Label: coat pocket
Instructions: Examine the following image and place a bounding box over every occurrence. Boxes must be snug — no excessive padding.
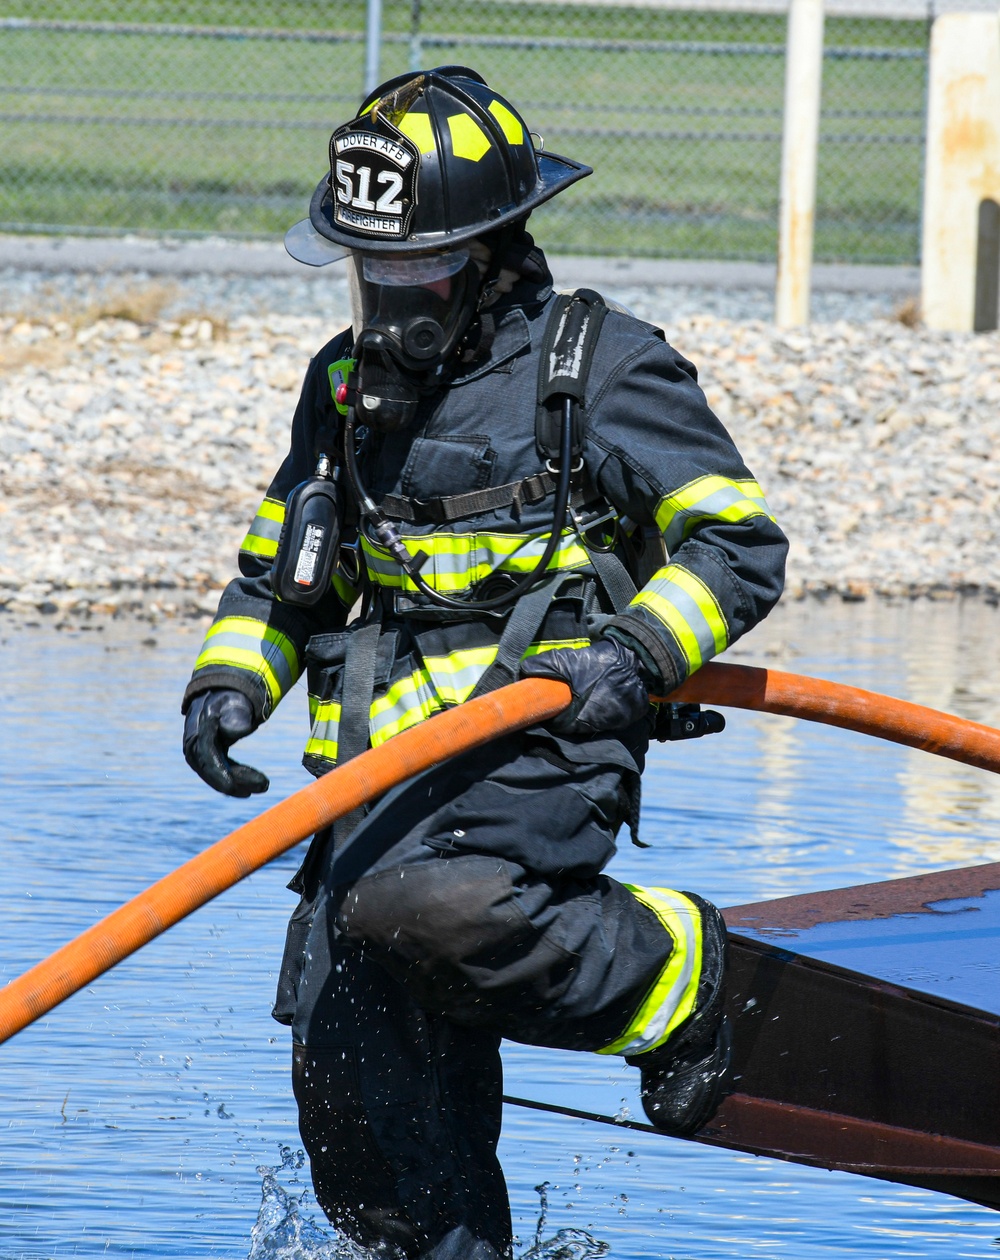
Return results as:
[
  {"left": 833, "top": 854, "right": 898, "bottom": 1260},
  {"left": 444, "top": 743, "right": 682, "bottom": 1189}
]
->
[{"left": 302, "top": 626, "right": 401, "bottom": 776}]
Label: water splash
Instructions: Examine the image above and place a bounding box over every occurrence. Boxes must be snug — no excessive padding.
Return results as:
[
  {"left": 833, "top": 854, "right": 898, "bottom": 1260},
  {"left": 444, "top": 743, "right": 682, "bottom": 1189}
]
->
[
  {"left": 248, "top": 1146, "right": 381, "bottom": 1260},
  {"left": 520, "top": 1233, "right": 610, "bottom": 1260},
  {"left": 519, "top": 1182, "right": 610, "bottom": 1260},
  {"left": 248, "top": 1157, "right": 609, "bottom": 1260}
]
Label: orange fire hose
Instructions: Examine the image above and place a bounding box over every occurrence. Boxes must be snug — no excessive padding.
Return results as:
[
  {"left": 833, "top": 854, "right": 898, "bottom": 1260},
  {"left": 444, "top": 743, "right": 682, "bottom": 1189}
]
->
[
  {"left": 3, "top": 662, "right": 1000, "bottom": 1047},
  {"left": 669, "top": 661, "right": 1000, "bottom": 776}
]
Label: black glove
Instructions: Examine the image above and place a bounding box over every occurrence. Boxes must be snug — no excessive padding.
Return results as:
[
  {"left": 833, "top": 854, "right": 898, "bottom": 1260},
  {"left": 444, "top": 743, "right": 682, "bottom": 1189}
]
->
[
  {"left": 520, "top": 638, "right": 650, "bottom": 737},
  {"left": 183, "top": 690, "right": 269, "bottom": 798}
]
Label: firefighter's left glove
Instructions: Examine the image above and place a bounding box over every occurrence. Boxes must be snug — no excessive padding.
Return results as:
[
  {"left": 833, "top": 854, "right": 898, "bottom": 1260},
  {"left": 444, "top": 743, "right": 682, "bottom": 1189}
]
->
[
  {"left": 183, "top": 689, "right": 270, "bottom": 798},
  {"left": 520, "top": 639, "right": 650, "bottom": 737}
]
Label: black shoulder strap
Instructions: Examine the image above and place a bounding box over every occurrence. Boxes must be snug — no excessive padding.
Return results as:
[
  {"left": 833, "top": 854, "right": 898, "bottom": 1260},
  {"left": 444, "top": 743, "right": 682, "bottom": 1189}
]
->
[{"left": 536, "top": 288, "right": 609, "bottom": 464}]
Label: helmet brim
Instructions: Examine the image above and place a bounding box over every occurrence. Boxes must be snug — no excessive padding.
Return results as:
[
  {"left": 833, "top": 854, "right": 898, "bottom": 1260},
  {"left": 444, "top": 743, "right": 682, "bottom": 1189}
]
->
[
  {"left": 284, "top": 215, "right": 348, "bottom": 267},
  {"left": 294, "top": 150, "right": 592, "bottom": 258}
]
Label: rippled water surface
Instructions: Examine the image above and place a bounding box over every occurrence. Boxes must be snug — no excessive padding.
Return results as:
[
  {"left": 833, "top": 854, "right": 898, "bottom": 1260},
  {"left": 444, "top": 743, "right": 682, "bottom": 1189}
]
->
[{"left": 2, "top": 597, "right": 1000, "bottom": 1259}]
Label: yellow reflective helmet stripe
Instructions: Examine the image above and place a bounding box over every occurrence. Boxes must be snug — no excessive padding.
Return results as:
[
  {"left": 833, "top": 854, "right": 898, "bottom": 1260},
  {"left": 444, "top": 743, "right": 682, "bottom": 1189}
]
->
[
  {"left": 447, "top": 112, "right": 491, "bottom": 161},
  {"left": 488, "top": 99, "right": 524, "bottom": 145},
  {"left": 396, "top": 110, "right": 436, "bottom": 154},
  {"left": 630, "top": 564, "right": 729, "bottom": 672},
  {"left": 240, "top": 496, "right": 285, "bottom": 559},
  {"left": 195, "top": 615, "right": 300, "bottom": 709},
  {"left": 597, "top": 886, "right": 703, "bottom": 1057},
  {"left": 654, "top": 475, "right": 774, "bottom": 555}
]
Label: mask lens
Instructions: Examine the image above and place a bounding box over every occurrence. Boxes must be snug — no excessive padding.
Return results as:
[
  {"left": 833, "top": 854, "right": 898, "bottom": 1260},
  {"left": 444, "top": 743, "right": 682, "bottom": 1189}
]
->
[{"left": 348, "top": 249, "right": 477, "bottom": 369}]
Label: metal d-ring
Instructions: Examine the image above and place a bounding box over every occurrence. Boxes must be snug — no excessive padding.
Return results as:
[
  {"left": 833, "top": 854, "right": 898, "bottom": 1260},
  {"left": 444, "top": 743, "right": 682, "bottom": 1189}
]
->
[{"left": 545, "top": 456, "right": 584, "bottom": 476}]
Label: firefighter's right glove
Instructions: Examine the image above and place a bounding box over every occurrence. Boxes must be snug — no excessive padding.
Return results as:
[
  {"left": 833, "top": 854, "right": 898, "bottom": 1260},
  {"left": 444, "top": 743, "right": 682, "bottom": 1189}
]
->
[
  {"left": 183, "top": 689, "right": 269, "bottom": 798},
  {"left": 520, "top": 638, "right": 650, "bottom": 737}
]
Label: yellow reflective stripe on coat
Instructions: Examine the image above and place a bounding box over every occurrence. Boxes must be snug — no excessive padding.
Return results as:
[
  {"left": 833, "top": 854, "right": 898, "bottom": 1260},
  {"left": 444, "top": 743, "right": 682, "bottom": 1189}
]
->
[
  {"left": 240, "top": 496, "right": 285, "bottom": 559},
  {"left": 630, "top": 564, "right": 728, "bottom": 672},
  {"left": 598, "top": 886, "right": 703, "bottom": 1057},
  {"left": 423, "top": 637, "right": 589, "bottom": 705},
  {"left": 361, "top": 528, "right": 591, "bottom": 593},
  {"left": 655, "top": 475, "right": 773, "bottom": 554},
  {"left": 367, "top": 637, "right": 591, "bottom": 747},
  {"left": 194, "top": 615, "right": 300, "bottom": 709},
  {"left": 330, "top": 569, "right": 360, "bottom": 609},
  {"left": 304, "top": 637, "right": 589, "bottom": 761},
  {"left": 305, "top": 696, "right": 341, "bottom": 762},
  {"left": 240, "top": 495, "right": 358, "bottom": 608}
]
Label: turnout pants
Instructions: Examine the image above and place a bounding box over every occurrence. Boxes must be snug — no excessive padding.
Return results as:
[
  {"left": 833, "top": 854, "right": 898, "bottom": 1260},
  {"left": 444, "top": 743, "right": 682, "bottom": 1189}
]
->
[{"left": 274, "top": 721, "right": 687, "bottom": 1259}]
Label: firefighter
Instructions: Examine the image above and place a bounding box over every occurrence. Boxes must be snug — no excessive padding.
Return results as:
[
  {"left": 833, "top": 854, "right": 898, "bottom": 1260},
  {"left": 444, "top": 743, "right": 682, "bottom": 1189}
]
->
[{"left": 182, "top": 67, "right": 788, "bottom": 1260}]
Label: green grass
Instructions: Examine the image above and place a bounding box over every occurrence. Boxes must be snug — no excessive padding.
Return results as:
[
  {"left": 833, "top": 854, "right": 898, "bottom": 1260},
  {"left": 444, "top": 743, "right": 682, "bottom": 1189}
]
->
[{"left": 0, "top": 2, "right": 929, "bottom": 262}]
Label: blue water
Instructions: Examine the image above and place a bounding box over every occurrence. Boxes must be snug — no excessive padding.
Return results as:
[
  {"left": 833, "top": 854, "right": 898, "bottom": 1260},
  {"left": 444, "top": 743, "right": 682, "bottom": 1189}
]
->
[{"left": 2, "top": 597, "right": 1000, "bottom": 1259}]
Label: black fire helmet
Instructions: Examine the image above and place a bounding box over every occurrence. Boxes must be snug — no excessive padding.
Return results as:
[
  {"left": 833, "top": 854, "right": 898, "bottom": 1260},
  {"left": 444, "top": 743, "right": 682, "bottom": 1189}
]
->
[{"left": 285, "top": 66, "right": 592, "bottom": 265}]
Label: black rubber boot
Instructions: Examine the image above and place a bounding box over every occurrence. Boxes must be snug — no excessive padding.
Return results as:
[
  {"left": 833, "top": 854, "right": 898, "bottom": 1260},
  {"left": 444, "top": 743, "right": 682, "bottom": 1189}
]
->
[{"left": 626, "top": 893, "right": 732, "bottom": 1137}]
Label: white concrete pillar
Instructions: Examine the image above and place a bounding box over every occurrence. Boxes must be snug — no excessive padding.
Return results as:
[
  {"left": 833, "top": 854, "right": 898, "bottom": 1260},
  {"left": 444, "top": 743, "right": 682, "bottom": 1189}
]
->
[
  {"left": 775, "top": 0, "right": 825, "bottom": 328},
  {"left": 921, "top": 12, "right": 1000, "bottom": 332}
]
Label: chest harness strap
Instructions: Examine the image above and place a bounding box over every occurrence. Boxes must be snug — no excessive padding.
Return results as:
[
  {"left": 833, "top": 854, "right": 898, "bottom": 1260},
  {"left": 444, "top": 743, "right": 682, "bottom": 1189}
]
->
[
  {"left": 537, "top": 289, "right": 637, "bottom": 616},
  {"left": 331, "top": 619, "right": 383, "bottom": 847},
  {"left": 332, "top": 290, "right": 641, "bottom": 810},
  {"left": 465, "top": 290, "right": 635, "bottom": 699}
]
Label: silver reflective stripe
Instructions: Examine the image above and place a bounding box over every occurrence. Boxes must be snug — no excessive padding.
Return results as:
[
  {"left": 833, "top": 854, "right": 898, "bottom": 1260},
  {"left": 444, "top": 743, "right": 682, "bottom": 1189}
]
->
[
  {"left": 305, "top": 700, "right": 341, "bottom": 760},
  {"left": 241, "top": 497, "right": 286, "bottom": 559},
  {"left": 361, "top": 529, "right": 590, "bottom": 590},
  {"left": 656, "top": 476, "right": 772, "bottom": 555},
  {"left": 201, "top": 626, "right": 296, "bottom": 699},
  {"left": 597, "top": 886, "right": 701, "bottom": 1057},
  {"left": 369, "top": 670, "right": 440, "bottom": 744},
  {"left": 635, "top": 569, "right": 726, "bottom": 670},
  {"left": 424, "top": 653, "right": 494, "bottom": 704},
  {"left": 248, "top": 511, "right": 283, "bottom": 545}
]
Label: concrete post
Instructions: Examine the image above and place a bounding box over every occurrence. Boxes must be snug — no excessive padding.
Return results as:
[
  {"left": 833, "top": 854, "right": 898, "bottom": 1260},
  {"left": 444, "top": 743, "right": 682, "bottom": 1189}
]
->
[
  {"left": 775, "top": 0, "right": 825, "bottom": 328},
  {"left": 921, "top": 13, "right": 1000, "bottom": 332},
  {"left": 364, "top": 0, "right": 383, "bottom": 97}
]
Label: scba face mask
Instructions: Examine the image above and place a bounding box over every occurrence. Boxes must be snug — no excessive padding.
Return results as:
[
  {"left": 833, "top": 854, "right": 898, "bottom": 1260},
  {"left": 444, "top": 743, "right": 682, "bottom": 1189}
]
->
[{"left": 348, "top": 248, "right": 482, "bottom": 430}]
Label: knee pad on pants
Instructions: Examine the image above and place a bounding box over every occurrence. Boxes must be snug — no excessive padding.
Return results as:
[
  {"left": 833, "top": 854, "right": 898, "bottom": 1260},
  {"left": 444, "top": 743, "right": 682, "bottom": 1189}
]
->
[{"left": 338, "top": 854, "right": 533, "bottom": 969}]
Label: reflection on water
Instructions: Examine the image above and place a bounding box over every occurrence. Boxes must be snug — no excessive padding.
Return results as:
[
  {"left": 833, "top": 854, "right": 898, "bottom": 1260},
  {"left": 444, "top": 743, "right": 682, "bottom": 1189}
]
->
[{"left": 1, "top": 596, "right": 999, "bottom": 1259}]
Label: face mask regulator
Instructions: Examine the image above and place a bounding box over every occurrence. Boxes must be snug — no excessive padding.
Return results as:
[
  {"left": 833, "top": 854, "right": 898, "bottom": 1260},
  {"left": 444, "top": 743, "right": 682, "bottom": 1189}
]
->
[{"left": 347, "top": 249, "right": 481, "bottom": 433}]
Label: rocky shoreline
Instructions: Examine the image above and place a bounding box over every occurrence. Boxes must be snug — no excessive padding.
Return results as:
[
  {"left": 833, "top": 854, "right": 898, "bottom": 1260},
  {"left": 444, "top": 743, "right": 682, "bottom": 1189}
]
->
[{"left": 2, "top": 265, "right": 998, "bottom": 629}]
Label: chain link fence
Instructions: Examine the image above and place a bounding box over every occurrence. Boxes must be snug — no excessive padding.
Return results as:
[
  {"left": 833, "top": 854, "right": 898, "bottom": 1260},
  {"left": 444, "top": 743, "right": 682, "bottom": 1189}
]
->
[{"left": 0, "top": 1, "right": 928, "bottom": 263}]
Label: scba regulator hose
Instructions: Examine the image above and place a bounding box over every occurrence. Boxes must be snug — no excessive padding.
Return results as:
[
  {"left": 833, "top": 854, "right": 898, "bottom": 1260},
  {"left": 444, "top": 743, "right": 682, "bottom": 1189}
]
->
[{"left": 3, "top": 664, "right": 1000, "bottom": 1045}]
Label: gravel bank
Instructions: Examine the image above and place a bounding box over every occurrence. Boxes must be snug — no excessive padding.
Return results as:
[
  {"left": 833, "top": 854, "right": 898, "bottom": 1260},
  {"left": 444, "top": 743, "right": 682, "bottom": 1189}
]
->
[{"left": 1, "top": 266, "right": 997, "bottom": 626}]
